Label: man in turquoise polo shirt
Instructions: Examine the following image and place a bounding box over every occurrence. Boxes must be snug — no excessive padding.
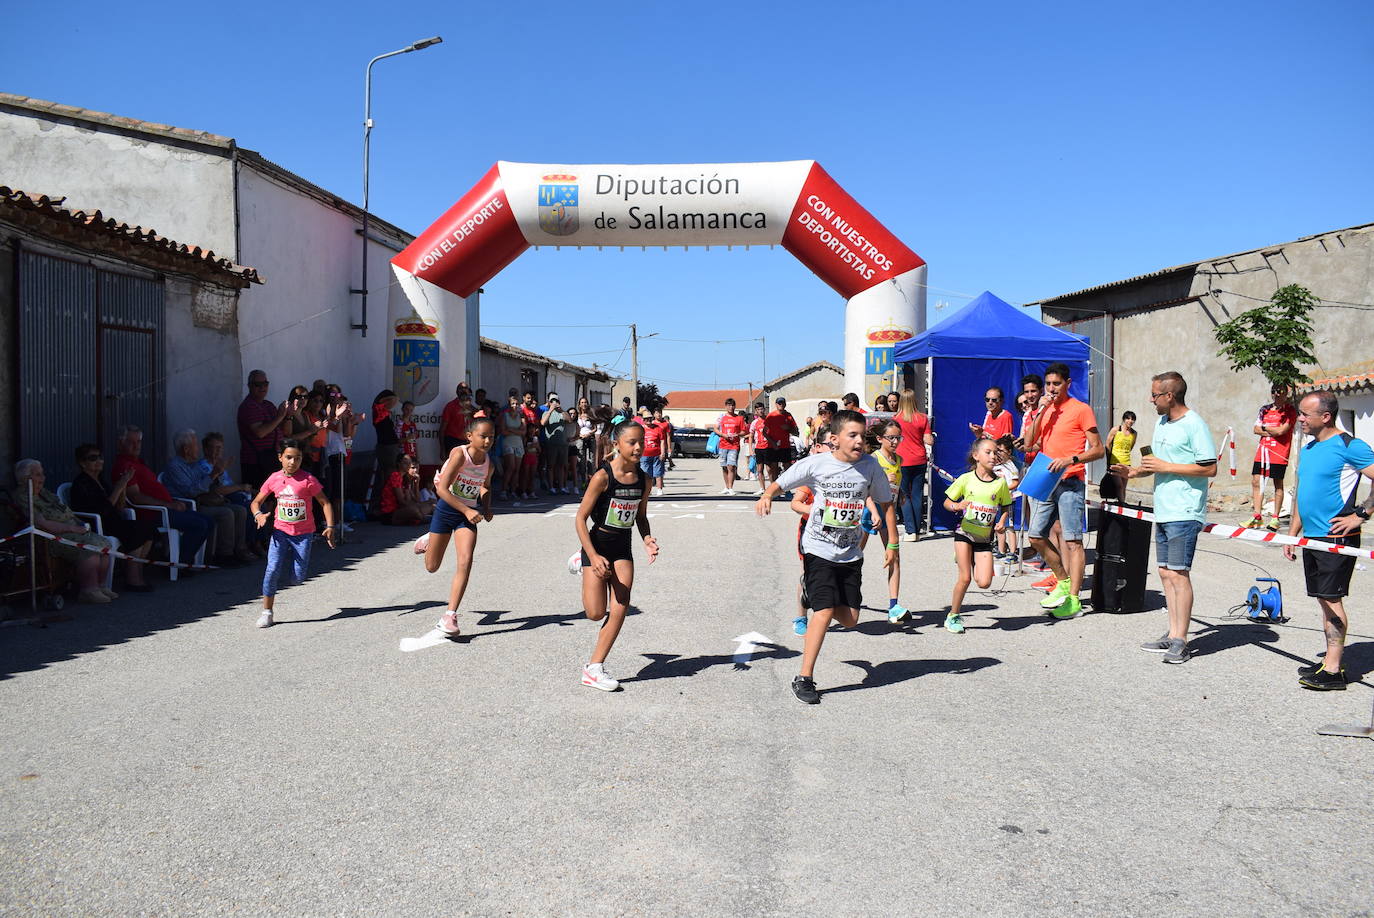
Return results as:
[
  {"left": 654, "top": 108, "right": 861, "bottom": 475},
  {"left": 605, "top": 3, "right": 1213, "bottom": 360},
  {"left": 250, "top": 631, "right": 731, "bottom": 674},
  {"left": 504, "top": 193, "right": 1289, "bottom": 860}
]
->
[
  {"left": 1284, "top": 390, "right": 1374, "bottom": 690},
  {"left": 1113, "top": 371, "right": 1217, "bottom": 664}
]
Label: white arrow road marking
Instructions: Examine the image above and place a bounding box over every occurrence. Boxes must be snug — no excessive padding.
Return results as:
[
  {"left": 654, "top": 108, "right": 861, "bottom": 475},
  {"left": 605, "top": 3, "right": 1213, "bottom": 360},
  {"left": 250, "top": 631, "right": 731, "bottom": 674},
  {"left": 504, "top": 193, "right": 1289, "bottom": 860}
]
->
[
  {"left": 732, "top": 631, "right": 772, "bottom": 665},
  {"left": 399, "top": 629, "right": 454, "bottom": 653}
]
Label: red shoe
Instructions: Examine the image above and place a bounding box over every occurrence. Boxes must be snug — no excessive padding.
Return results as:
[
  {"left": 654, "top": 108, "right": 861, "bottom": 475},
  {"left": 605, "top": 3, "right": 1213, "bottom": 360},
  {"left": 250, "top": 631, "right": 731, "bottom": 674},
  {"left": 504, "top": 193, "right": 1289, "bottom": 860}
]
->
[{"left": 1032, "top": 573, "right": 1059, "bottom": 591}]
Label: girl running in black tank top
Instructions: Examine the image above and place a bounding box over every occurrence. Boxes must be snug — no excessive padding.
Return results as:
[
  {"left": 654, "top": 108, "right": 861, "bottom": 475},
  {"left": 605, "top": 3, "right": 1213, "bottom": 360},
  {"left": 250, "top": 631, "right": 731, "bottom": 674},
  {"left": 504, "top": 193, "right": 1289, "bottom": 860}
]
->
[{"left": 573, "top": 419, "right": 659, "bottom": 691}]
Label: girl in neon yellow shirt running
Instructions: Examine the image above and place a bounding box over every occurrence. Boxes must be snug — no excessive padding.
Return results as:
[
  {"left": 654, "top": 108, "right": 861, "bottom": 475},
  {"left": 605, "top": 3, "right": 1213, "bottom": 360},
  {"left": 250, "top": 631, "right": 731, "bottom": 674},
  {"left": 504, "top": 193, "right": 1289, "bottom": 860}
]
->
[{"left": 942, "top": 437, "right": 1013, "bottom": 633}]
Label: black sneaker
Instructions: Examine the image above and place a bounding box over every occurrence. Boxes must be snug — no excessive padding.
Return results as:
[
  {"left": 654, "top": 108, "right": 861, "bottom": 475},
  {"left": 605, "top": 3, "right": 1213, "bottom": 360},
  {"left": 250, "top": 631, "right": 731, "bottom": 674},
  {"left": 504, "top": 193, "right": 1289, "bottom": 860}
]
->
[
  {"left": 791, "top": 675, "right": 820, "bottom": 704},
  {"left": 1299, "top": 668, "right": 1347, "bottom": 691},
  {"left": 1296, "top": 660, "right": 1324, "bottom": 677}
]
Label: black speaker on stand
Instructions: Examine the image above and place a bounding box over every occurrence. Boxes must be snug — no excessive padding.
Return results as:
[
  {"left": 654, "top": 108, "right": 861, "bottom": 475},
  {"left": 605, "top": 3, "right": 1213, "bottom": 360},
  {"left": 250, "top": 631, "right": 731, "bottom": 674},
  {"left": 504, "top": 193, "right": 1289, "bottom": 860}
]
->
[{"left": 1090, "top": 474, "right": 1151, "bottom": 613}]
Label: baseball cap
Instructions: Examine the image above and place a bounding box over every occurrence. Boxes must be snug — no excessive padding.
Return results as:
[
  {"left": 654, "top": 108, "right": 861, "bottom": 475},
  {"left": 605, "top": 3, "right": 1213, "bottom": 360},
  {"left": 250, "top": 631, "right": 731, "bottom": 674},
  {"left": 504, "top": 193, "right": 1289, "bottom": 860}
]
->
[{"left": 775, "top": 397, "right": 786, "bottom": 405}]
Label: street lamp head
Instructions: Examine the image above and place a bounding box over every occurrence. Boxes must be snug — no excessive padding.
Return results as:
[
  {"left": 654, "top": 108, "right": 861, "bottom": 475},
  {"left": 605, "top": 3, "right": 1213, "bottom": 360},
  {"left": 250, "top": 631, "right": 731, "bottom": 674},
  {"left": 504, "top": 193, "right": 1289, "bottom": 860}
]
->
[{"left": 409, "top": 36, "right": 443, "bottom": 51}]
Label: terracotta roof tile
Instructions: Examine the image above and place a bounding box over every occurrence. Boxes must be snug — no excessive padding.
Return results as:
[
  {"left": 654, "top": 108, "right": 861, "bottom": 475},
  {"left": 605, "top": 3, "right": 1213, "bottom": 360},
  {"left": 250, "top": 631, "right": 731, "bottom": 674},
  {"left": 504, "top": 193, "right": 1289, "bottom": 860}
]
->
[
  {"left": 1298, "top": 358, "right": 1374, "bottom": 395},
  {"left": 0, "top": 186, "right": 262, "bottom": 286},
  {"left": 0, "top": 93, "right": 233, "bottom": 147},
  {"left": 661, "top": 388, "right": 757, "bottom": 409}
]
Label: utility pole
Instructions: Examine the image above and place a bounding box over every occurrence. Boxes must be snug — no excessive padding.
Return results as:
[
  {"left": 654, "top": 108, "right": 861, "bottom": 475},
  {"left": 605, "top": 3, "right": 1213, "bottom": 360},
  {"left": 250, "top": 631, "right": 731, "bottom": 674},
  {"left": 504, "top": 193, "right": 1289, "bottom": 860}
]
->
[
  {"left": 760, "top": 336, "right": 767, "bottom": 405},
  {"left": 630, "top": 323, "right": 638, "bottom": 409}
]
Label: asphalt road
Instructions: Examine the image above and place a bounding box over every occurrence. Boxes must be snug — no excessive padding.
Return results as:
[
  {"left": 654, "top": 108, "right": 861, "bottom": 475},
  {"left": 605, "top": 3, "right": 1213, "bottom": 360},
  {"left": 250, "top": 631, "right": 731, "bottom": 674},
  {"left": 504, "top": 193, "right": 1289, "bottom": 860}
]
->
[{"left": 2, "top": 459, "right": 1371, "bottom": 916}]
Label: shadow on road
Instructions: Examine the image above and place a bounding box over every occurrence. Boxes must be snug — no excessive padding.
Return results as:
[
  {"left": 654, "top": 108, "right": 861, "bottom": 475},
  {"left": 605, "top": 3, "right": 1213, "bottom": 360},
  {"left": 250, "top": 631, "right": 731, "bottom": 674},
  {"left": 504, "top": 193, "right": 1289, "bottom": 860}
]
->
[
  {"left": 625, "top": 642, "right": 799, "bottom": 682},
  {"left": 0, "top": 523, "right": 420, "bottom": 680},
  {"left": 280, "top": 599, "right": 445, "bottom": 625},
  {"left": 824, "top": 655, "right": 1001, "bottom": 694}
]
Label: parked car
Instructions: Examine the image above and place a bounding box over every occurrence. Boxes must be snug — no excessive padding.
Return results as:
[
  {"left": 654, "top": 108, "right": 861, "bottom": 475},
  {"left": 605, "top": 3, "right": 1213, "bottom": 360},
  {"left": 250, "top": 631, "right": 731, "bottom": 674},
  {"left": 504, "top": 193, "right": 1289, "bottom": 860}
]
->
[{"left": 672, "top": 427, "right": 713, "bottom": 458}]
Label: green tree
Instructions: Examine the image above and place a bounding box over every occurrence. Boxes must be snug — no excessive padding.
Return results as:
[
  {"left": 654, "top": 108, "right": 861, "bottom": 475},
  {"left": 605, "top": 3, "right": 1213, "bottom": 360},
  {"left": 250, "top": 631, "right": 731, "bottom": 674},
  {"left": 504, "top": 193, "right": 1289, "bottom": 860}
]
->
[
  {"left": 1213, "top": 284, "right": 1319, "bottom": 390},
  {"left": 636, "top": 383, "right": 664, "bottom": 412}
]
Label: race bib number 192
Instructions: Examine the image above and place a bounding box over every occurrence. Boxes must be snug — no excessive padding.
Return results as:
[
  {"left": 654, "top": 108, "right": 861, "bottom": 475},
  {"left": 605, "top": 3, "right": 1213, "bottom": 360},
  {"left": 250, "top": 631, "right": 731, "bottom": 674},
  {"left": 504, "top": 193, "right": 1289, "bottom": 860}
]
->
[{"left": 605, "top": 496, "right": 638, "bottom": 529}]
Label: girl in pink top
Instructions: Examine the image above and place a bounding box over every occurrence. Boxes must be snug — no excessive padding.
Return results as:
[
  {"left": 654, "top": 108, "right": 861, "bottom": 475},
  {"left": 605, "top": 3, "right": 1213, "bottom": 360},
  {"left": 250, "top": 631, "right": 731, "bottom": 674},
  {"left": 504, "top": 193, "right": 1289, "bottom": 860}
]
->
[{"left": 250, "top": 438, "right": 336, "bottom": 629}]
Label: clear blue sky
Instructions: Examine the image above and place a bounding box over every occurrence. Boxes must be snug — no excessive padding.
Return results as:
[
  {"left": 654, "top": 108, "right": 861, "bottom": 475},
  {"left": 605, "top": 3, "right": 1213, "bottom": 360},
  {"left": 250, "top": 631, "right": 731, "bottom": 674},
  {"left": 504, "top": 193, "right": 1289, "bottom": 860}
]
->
[{"left": 5, "top": 0, "right": 1372, "bottom": 392}]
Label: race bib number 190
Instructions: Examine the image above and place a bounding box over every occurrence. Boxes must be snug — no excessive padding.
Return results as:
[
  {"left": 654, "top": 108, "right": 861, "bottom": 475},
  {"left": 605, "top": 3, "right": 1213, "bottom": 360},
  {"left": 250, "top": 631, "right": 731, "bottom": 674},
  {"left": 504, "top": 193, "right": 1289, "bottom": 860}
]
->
[
  {"left": 605, "top": 496, "right": 639, "bottom": 529},
  {"left": 821, "top": 497, "right": 862, "bottom": 529},
  {"left": 964, "top": 501, "right": 997, "bottom": 529}
]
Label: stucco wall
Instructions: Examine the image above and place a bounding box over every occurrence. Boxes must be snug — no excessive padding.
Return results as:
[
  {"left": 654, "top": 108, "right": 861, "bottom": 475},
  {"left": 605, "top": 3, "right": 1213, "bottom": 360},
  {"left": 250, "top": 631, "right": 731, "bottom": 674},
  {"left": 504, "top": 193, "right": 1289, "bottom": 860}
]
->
[
  {"left": 1102, "top": 226, "right": 1373, "bottom": 505},
  {"left": 235, "top": 165, "right": 395, "bottom": 456},
  {"left": 162, "top": 278, "right": 245, "bottom": 462},
  {"left": 769, "top": 366, "right": 844, "bottom": 405},
  {"left": 0, "top": 109, "right": 236, "bottom": 257}
]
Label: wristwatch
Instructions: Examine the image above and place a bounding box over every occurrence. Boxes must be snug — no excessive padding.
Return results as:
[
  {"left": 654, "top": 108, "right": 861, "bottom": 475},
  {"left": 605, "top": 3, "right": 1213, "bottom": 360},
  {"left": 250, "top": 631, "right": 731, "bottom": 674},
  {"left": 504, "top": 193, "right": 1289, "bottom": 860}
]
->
[
  {"left": 1071, "top": 455, "right": 1080, "bottom": 465},
  {"left": 1356, "top": 506, "right": 1371, "bottom": 521}
]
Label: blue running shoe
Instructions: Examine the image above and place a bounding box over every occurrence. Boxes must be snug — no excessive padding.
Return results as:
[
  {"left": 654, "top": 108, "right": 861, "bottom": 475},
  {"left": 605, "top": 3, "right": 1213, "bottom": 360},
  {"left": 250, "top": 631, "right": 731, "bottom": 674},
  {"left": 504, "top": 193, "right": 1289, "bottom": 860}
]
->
[
  {"left": 887, "top": 604, "right": 910, "bottom": 624},
  {"left": 792, "top": 615, "right": 808, "bottom": 636}
]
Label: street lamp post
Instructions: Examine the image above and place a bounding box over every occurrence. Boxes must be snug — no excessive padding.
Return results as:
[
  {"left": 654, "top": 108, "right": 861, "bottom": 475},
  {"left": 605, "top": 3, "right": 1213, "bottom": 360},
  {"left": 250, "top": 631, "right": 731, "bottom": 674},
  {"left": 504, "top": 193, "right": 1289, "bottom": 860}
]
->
[{"left": 352, "top": 35, "right": 443, "bottom": 338}]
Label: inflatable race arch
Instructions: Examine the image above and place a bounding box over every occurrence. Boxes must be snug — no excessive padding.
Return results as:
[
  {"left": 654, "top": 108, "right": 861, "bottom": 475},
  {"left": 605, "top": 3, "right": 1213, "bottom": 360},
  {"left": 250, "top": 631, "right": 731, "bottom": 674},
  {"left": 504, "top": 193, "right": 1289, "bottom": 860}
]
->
[{"left": 387, "top": 161, "right": 925, "bottom": 460}]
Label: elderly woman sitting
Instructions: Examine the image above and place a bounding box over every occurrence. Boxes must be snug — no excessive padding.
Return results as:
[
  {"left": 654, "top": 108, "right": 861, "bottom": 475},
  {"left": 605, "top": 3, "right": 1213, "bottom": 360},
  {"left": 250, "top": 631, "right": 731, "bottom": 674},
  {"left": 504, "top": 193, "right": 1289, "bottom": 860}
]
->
[
  {"left": 163, "top": 428, "right": 254, "bottom": 566},
  {"left": 13, "top": 458, "right": 117, "bottom": 603},
  {"left": 68, "top": 443, "right": 158, "bottom": 591}
]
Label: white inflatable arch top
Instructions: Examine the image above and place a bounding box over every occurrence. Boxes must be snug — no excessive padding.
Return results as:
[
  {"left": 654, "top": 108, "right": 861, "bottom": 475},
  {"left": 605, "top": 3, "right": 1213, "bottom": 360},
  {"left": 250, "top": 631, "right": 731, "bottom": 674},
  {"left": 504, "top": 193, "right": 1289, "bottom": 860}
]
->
[{"left": 392, "top": 161, "right": 926, "bottom": 405}]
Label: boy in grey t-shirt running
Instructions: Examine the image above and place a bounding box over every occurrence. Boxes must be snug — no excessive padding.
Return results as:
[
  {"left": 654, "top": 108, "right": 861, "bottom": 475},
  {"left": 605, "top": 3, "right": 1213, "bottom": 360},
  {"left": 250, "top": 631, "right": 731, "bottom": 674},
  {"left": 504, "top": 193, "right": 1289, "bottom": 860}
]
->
[{"left": 757, "top": 410, "right": 897, "bottom": 704}]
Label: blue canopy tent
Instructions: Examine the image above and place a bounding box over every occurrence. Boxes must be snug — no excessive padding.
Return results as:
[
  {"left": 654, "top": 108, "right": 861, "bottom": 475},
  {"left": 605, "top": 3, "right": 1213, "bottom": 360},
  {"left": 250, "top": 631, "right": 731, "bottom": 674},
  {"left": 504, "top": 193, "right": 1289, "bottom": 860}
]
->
[{"left": 893, "top": 291, "right": 1090, "bottom": 532}]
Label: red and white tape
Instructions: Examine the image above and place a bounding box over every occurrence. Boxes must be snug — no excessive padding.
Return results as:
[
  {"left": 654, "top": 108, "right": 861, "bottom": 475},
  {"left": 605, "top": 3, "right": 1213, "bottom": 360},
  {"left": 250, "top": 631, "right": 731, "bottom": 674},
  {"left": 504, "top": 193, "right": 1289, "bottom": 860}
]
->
[
  {"left": 1090, "top": 500, "right": 1371, "bottom": 563},
  {"left": 1221, "top": 426, "right": 1236, "bottom": 478},
  {"left": 0, "top": 526, "right": 219, "bottom": 570}
]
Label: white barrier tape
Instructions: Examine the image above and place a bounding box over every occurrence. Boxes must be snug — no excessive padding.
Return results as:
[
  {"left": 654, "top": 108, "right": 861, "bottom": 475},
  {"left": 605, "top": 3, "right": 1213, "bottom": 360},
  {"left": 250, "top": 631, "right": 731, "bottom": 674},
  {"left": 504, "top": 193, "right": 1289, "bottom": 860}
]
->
[
  {"left": 1221, "top": 426, "right": 1236, "bottom": 479},
  {"left": 0, "top": 526, "right": 219, "bottom": 570},
  {"left": 1089, "top": 500, "right": 1372, "bottom": 563}
]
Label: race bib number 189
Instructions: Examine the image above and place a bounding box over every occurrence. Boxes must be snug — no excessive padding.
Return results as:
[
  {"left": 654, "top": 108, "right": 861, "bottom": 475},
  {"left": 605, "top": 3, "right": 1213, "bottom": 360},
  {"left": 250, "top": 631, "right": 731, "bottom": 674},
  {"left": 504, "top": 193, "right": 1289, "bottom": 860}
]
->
[{"left": 277, "top": 496, "right": 306, "bottom": 523}]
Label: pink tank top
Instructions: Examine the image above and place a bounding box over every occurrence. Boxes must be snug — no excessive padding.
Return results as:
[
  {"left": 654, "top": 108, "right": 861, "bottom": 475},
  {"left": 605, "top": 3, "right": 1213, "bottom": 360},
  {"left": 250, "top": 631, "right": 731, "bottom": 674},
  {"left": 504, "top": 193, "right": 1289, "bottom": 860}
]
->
[{"left": 446, "top": 446, "right": 489, "bottom": 508}]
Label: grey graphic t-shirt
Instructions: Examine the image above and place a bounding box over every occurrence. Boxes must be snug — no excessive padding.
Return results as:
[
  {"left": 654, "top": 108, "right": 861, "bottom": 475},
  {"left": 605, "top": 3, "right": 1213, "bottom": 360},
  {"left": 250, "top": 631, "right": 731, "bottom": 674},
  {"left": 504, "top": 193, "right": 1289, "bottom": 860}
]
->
[{"left": 776, "top": 452, "right": 893, "bottom": 563}]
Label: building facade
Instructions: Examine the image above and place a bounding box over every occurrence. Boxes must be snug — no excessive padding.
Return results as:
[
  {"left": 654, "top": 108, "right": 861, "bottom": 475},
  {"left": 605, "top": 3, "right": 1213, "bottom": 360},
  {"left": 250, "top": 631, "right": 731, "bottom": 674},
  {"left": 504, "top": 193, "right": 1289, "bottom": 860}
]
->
[
  {"left": 1, "top": 187, "right": 261, "bottom": 484},
  {"left": 1032, "top": 222, "right": 1374, "bottom": 504}
]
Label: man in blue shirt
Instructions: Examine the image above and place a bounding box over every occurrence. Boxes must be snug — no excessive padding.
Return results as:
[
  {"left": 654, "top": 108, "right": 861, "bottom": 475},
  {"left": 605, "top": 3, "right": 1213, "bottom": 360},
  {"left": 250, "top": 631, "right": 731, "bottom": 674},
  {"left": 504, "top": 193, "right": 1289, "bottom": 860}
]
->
[
  {"left": 1284, "top": 390, "right": 1374, "bottom": 690},
  {"left": 1113, "top": 372, "right": 1217, "bottom": 664}
]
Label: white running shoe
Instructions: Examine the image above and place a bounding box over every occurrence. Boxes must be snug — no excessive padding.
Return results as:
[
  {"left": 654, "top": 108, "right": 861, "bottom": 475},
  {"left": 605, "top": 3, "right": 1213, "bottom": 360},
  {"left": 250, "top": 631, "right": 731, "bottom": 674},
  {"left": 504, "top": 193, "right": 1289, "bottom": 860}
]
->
[
  {"left": 413, "top": 534, "right": 430, "bottom": 554},
  {"left": 651, "top": 487, "right": 663, "bottom": 497},
  {"left": 581, "top": 663, "right": 620, "bottom": 692},
  {"left": 256, "top": 611, "right": 273, "bottom": 629},
  {"left": 725, "top": 488, "right": 735, "bottom": 496},
  {"left": 436, "top": 612, "right": 460, "bottom": 637},
  {"left": 720, "top": 487, "right": 731, "bottom": 495}
]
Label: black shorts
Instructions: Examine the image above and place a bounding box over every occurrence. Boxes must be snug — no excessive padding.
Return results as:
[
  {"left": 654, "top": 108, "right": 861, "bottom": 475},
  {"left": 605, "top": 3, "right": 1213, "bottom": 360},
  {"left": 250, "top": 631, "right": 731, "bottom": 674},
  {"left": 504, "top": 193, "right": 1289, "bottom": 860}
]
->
[
  {"left": 1251, "top": 461, "right": 1287, "bottom": 483},
  {"left": 759, "top": 447, "right": 790, "bottom": 465},
  {"left": 802, "top": 554, "right": 863, "bottom": 612},
  {"left": 954, "top": 532, "right": 994, "bottom": 552},
  {"left": 582, "top": 527, "right": 633, "bottom": 565},
  {"left": 1303, "top": 534, "right": 1359, "bottom": 599}
]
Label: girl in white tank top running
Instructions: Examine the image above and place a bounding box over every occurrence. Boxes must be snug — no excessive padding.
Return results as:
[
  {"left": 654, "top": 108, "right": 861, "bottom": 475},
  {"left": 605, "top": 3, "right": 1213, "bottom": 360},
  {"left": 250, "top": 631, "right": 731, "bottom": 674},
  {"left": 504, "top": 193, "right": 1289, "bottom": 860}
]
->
[{"left": 425, "top": 417, "right": 495, "bottom": 638}]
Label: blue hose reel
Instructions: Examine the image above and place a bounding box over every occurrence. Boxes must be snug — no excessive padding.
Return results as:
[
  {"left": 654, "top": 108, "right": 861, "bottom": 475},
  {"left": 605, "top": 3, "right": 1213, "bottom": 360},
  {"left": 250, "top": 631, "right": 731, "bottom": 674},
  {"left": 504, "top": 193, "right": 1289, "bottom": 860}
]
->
[{"left": 1246, "top": 577, "right": 1285, "bottom": 623}]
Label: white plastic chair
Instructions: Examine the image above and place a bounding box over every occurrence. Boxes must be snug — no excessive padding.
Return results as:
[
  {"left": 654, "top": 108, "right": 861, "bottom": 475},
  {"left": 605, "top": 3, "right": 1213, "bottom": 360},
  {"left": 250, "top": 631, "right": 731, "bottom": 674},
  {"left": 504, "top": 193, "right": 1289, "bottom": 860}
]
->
[
  {"left": 126, "top": 473, "right": 203, "bottom": 582},
  {"left": 55, "top": 481, "right": 120, "bottom": 591}
]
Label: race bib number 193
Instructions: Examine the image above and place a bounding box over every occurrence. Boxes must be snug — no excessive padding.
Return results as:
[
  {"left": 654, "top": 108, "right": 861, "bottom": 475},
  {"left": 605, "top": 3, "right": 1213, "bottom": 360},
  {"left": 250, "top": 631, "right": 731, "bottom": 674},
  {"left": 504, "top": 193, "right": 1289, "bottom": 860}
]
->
[{"left": 821, "top": 497, "right": 862, "bottom": 529}]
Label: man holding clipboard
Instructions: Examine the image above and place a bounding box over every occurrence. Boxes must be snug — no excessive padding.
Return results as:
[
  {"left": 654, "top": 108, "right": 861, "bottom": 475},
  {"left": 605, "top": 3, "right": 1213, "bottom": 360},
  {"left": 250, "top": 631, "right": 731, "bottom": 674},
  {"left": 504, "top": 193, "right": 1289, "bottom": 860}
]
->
[{"left": 1021, "top": 362, "right": 1104, "bottom": 619}]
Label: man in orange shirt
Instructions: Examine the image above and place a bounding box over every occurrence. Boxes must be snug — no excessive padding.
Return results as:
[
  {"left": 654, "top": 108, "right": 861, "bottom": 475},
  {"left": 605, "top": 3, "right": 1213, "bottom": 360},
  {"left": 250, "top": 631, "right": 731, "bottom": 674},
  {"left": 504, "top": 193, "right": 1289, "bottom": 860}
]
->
[{"left": 1022, "top": 363, "right": 1104, "bottom": 619}]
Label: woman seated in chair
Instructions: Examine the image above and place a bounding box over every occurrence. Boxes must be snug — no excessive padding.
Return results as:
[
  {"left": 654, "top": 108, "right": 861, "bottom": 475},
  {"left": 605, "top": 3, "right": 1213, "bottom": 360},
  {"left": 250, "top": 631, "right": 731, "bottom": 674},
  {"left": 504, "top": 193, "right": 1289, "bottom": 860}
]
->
[
  {"left": 68, "top": 444, "right": 158, "bottom": 591},
  {"left": 14, "top": 458, "right": 117, "bottom": 603}
]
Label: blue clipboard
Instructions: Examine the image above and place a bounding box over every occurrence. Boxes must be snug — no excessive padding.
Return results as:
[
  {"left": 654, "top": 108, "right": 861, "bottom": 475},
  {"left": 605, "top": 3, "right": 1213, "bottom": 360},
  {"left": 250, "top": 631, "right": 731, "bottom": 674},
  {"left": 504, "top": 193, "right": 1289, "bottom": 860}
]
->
[{"left": 1019, "top": 452, "right": 1065, "bottom": 501}]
